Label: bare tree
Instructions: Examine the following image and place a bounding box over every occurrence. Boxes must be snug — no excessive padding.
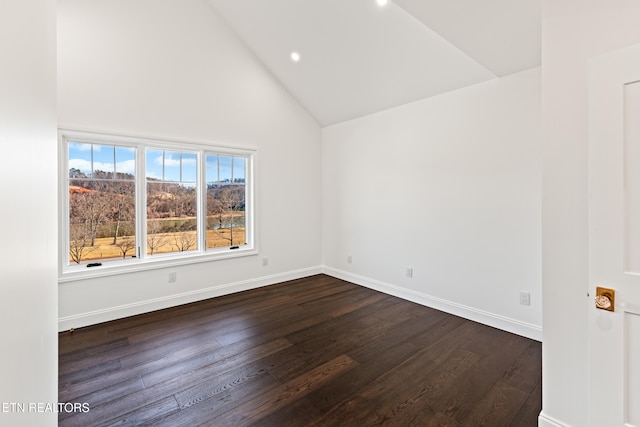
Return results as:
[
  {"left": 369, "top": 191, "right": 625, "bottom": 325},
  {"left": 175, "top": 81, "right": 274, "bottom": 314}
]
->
[
  {"left": 70, "top": 175, "right": 136, "bottom": 245},
  {"left": 70, "top": 189, "right": 111, "bottom": 246},
  {"left": 211, "top": 187, "right": 244, "bottom": 246},
  {"left": 115, "top": 237, "right": 136, "bottom": 259},
  {"left": 110, "top": 183, "right": 135, "bottom": 245},
  {"left": 173, "top": 232, "right": 197, "bottom": 252},
  {"left": 69, "top": 224, "right": 93, "bottom": 264},
  {"left": 147, "top": 220, "right": 169, "bottom": 255}
]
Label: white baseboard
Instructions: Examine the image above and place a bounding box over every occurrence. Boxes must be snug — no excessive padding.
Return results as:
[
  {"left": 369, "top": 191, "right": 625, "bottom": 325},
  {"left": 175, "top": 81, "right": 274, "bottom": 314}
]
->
[
  {"left": 322, "top": 267, "right": 542, "bottom": 342},
  {"left": 538, "top": 412, "right": 571, "bottom": 427},
  {"left": 59, "top": 266, "right": 542, "bottom": 342},
  {"left": 58, "top": 266, "right": 323, "bottom": 331}
]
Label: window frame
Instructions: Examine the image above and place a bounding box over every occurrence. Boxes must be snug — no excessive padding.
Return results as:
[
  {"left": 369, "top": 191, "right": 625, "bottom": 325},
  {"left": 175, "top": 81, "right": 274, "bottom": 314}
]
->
[{"left": 58, "top": 129, "right": 257, "bottom": 282}]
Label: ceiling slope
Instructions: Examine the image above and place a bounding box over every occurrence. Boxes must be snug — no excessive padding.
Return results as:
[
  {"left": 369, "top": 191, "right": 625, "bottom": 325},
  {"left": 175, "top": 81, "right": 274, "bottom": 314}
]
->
[
  {"left": 207, "top": 0, "right": 540, "bottom": 127},
  {"left": 395, "top": 0, "right": 541, "bottom": 77}
]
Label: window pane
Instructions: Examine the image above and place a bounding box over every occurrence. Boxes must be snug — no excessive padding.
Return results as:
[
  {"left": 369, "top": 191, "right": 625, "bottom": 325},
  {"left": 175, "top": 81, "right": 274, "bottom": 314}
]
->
[
  {"left": 93, "top": 144, "right": 116, "bottom": 179},
  {"left": 219, "top": 156, "right": 232, "bottom": 183},
  {"left": 115, "top": 147, "right": 136, "bottom": 179},
  {"left": 68, "top": 143, "right": 136, "bottom": 265},
  {"left": 68, "top": 142, "right": 92, "bottom": 178},
  {"left": 206, "top": 155, "right": 219, "bottom": 184},
  {"left": 182, "top": 152, "right": 197, "bottom": 183},
  {"left": 164, "top": 151, "right": 181, "bottom": 182},
  {"left": 206, "top": 154, "right": 246, "bottom": 249},
  {"left": 233, "top": 157, "right": 245, "bottom": 183},
  {"left": 146, "top": 149, "right": 199, "bottom": 255},
  {"left": 146, "top": 149, "right": 163, "bottom": 180}
]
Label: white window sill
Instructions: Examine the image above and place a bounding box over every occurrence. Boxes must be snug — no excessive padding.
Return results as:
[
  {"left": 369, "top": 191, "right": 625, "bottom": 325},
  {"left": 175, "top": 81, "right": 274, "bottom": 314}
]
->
[{"left": 58, "top": 247, "right": 258, "bottom": 283}]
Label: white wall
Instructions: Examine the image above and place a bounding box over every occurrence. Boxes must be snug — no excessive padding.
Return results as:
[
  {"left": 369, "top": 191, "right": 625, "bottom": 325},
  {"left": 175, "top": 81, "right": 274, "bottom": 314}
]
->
[
  {"left": 0, "top": 0, "right": 58, "bottom": 425},
  {"left": 540, "top": 1, "right": 640, "bottom": 426},
  {"left": 322, "top": 68, "right": 542, "bottom": 340},
  {"left": 57, "top": 0, "right": 322, "bottom": 329}
]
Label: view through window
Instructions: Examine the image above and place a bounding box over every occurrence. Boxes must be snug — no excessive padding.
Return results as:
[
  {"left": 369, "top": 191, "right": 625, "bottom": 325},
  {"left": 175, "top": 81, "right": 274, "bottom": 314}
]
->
[{"left": 61, "top": 132, "right": 254, "bottom": 274}]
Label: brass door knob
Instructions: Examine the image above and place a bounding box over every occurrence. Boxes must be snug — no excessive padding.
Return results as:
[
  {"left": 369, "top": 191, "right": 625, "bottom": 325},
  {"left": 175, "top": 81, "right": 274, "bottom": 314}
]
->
[
  {"left": 595, "top": 295, "right": 612, "bottom": 309},
  {"left": 595, "top": 287, "right": 615, "bottom": 312}
]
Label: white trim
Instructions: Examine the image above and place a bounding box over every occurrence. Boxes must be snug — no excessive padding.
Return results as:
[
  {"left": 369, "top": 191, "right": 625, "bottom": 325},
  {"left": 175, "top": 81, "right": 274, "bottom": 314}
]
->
[
  {"left": 538, "top": 412, "right": 572, "bottom": 427},
  {"left": 58, "top": 266, "right": 322, "bottom": 331},
  {"left": 58, "top": 127, "right": 259, "bottom": 153},
  {"left": 322, "top": 266, "right": 542, "bottom": 341},
  {"left": 58, "top": 247, "right": 259, "bottom": 283},
  {"left": 59, "top": 265, "right": 543, "bottom": 340}
]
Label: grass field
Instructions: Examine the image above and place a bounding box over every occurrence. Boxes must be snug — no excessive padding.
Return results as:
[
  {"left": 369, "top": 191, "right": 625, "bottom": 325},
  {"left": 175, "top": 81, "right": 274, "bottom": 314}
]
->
[{"left": 72, "top": 228, "right": 246, "bottom": 263}]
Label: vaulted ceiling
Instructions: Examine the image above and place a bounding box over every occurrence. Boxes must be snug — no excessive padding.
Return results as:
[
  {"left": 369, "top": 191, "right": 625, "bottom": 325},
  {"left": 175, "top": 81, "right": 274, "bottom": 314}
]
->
[{"left": 206, "top": 0, "right": 541, "bottom": 127}]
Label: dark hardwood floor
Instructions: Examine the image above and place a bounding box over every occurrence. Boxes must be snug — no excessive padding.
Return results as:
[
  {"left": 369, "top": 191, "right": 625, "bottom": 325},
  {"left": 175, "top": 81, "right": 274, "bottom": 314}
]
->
[{"left": 58, "top": 274, "right": 541, "bottom": 426}]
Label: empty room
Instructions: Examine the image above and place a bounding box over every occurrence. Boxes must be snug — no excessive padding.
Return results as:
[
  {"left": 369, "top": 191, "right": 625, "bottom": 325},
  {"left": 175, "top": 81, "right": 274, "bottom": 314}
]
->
[{"left": 2, "top": 0, "right": 640, "bottom": 426}]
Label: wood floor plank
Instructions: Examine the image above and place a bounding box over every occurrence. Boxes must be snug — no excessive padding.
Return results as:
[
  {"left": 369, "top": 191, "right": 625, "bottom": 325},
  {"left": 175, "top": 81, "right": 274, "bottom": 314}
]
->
[
  {"left": 267, "top": 300, "right": 415, "bottom": 383},
  {"left": 346, "top": 309, "right": 462, "bottom": 364},
  {"left": 59, "top": 359, "right": 122, "bottom": 389},
  {"left": 150, "top": 372, "right": 280, "bottom": 427},
  {"left": 60, "top": 337, "right": 291, "bottom": 426},
  {"left": 463, "top": 381, "right": 530, "bottom": 427},
  {"left": 283, "top": 295, "right": 402, "bottom": 345},
  {"left": 433, "top": 327, "right": 533, "bottom": 424},
  {"left": 58, "top": 274, "right": 541, "bottom": 426},
  {"left": 511, "top": 381, "right": 542, "bottom": 427},
  {"left": 58, "top": 377, "right": 145, "bottom": 422},
  {"left": 59, "top": 337, "right": 130, "bottom": 366},
  {"left": 206, "top": 354, "right": 358, "bottom": 427},
  {"left": 98, "top": 395, "right": 180, "bottom": 427},
  {"left": 356, "top": 321, "right": 480, "bottom": 401},
  {"left": 59, "top": 395, "right": 180, "bottom": 427},
  {"left": 357, "top": 348, "right": 482, "bottom": 425},
  {"left": 273, "top": 342, "right": 418, "bottom": 426},
  {"left": 501, "top": 339, "right": 543, "bottom": 394},
  {"left": 368, "top": 348, "right": 481, "bottom": 403},
  {"left": 140, "top": 337, "right": 291, "bottom": 388},
  {"left": 248, "top": 396, "right": 326, "bottom": 427}
]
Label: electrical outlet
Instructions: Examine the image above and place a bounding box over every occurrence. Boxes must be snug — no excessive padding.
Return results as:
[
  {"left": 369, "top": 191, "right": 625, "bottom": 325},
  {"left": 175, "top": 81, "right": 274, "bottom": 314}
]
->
[
  {"left": 168, "top": 272, "right": 177, "bottom": 283},
  {"left": 519, "top": 291, "right": 531, "bottom": 306},
  {"left": 262, "top": 257, "right": 269, "bottom": 266},
  {"left": 406, "top": 267, "right": 413, "bottom": 278},
  {"left": 347, "top": 255, "right": 352, "bottom": 264}
]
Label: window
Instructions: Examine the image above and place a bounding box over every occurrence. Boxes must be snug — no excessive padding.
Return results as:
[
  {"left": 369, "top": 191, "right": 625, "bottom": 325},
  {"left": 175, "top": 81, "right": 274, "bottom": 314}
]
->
[
  {"left": 59, "top": 130, "right": 255, "bottom": 278},
  {"left": 206, "top": 154, "right": 247, "bottom": 249},
  {"left": 146, "top": 149, "right": 199, "bottom": 255},
  {"left": 67, "top": 142, "right": 137, "bottom": 264}
]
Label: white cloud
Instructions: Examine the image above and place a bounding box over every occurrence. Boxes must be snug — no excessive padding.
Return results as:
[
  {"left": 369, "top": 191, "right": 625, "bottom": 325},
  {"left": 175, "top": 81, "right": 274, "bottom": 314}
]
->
[
  {"left": 164, "top": 157, "right": 181, "bottom": 167},
  {"left": 116, "top": 159, "right": 135, "bottom": 174},
  {"left": 69, "top": 142, "right": 101, "bottom": 152},
  {"left": 68, "top": 159, "right": 91, "bottom": 173},
  {"left": 69, "top": 159, "right": 136, "bottom": 175},
  {"left": 157, "top": 155, "right": 196, "bottom": 167},
  {"left": 93, "top": 161, "right": 114, "bottom": 172}
]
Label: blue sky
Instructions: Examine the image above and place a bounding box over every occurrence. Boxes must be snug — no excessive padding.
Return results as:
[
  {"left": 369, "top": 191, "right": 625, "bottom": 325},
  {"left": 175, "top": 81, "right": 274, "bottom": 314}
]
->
[
  {"left": 68, "top": 142, "right": 135, "bottom": 177},
  {"left": 146, "top": 149, "right": 197, "bottom": 182},
  {"left": 69, "top": 142, "right": 246, "bottom": 183},
  {"left": 206, "top": 155, "right": 245, "bottom": 183}
]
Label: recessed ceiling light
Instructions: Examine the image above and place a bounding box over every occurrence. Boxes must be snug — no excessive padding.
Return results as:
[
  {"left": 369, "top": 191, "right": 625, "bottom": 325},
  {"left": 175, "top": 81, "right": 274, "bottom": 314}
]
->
[
  {"left": 290, "top": 51, "right": 301, "bottom": 62},
  {"left": 377, "top": 0, "right": 388, "bottom": 6}
]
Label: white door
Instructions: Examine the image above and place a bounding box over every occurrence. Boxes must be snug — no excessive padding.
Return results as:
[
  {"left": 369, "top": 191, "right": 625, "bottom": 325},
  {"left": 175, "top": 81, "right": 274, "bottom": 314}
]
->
[{"left": 589, "top": 43, "right": 640, "bottom": 427}]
